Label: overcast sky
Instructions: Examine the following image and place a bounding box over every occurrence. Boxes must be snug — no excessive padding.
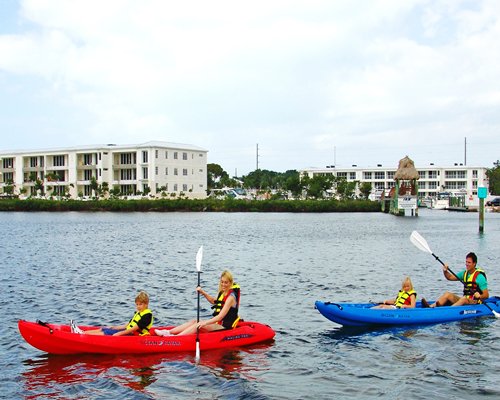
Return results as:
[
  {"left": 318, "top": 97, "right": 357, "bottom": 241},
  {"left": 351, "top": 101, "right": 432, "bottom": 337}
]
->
[{"left": 1, "top": 0, "right": 499, "bottom": 175}]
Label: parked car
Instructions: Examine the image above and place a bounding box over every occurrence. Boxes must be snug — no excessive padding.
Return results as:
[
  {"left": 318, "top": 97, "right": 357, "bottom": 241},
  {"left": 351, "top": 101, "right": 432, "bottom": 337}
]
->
[{"left": 486, "top": 197, "right": 500, "bottom": 206}]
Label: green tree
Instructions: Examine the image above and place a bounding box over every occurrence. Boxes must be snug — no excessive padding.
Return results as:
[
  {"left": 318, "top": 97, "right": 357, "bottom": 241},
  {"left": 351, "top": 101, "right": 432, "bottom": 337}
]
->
[
  {"left": 359, "top": 182, "right": 372, "bottom": 199},
  {"left": 4, "top": 179, "right": 15, "bottom": 195},
  {"left": 335, "top": 178, "right": 357, "bottom": 200},
  {"left": 34, "top": 179, "right": 44, "bottom": 196},
  {"left": 90, "top": 177, "right": 99, "bottom": 197},
  {"left": 207, "top": 163, "right": 229, "bottom": 190},
  {"left": 486, "top": 163, "right": 500, "bottom": 195},
  {"left": 283, "top": 171, "right": 302, "bottom": 198},
  {"left": 304, "top": 174, "right": 335, "bottom": 199}
]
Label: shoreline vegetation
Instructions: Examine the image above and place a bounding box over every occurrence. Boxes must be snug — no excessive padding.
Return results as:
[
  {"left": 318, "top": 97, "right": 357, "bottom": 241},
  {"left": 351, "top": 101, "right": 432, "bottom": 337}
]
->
[{"left": 0, "top": 198, "right": 381, "bottom": 212}]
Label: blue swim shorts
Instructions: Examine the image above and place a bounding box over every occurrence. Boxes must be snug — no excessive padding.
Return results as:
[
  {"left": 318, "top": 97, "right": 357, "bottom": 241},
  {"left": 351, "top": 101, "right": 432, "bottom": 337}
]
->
[{"left": 102, "top": 328, "right": 122, "bottom": 335}]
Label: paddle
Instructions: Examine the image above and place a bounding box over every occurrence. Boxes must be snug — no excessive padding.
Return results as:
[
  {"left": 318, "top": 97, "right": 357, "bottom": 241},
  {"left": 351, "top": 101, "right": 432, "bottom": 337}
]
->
[
  {"left": 195, "top": 245, "right": 203, "bottom": 362},
  {"left": 410, "top": 230, "right": 499, "bottom": 318}
]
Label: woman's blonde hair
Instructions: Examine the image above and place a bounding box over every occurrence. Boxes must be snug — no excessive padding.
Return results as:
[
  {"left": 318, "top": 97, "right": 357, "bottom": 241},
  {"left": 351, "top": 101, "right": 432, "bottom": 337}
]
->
[
  {"left": 218, "top": 270, "right": 234, "bottom": 293},
  {"left": 401, "top": 276, "right": 414, "bottom": 291}
]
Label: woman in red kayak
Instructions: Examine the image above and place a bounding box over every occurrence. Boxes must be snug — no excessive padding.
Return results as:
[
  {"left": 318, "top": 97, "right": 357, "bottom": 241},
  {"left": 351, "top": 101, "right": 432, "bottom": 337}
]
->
[{"left": 156, "top": 270, "right": 240, "bottom": 336}]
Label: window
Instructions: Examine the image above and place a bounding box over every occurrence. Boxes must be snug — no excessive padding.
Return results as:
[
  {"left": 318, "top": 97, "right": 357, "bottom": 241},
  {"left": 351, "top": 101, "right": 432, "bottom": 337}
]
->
[
  {"left": 418, "top": 171, "right": 426, "bottom": 179},
  {"left": 457, "top": 171, "right": 466, "bottom": 179},
  {"left": 84, "top": 185, "right": 92, "bottom": 196},
  {"left": 83, "top": 154, "right": 93, "bottom": 165},
  {"left": 363, "top": 172, "right": 372, "bottom": 180},
  {"left": 3, "top": 172, "right": 14, "bottom": 182},
  {"left": 349, "top": 172, "right": 356, "bottom": 180},
  {"left": 155, "top": 150, "right": 159, "bottom": 159},
  {"left": 120, "top": 169, "right": 136, "bottom": 180},
  {"left": 183, "top": 184, "right": 188, "bottom": 191},
  {"left": 473, "top": 170, "right": 478, "bottom": 178},
  {"left": 387, "top": 171, "right": 395, "bottom": 179},
  {"left": 143, "top": 167, "right": 148, "bottom": 179},
  {"left": 174, "top": 152, "right": 178, "bottom": 160},
  {"left": 173, "top": 184, "right": 178, "bottom": 191},
  {"left": 3, "top": 158, "right": 14, "bottom": 168},
  {"left": 445, "top": 171, "right": 457, "bottom": 179},
  {"left": 472, "top": 180, "right": 478, "bottom": 188},
  {"left": 84, "top": 170, "right": 93, "bottom": 180},
  {"left": 165, "top": 167, "right": 168, "bottom": 175},
  {"left": 183, "top": 168, "right": 188, "bottom": 176},
  {"left": 53, "top": 155, "right": 65, "bottom": 167},
  {"left": 53, "top": 186, "right": 66, "bottom": 196},
  {"left": 155, "top": 167, "right": 158, "bottom": 175},
  {"left": 142, "top": 151, "right": 148, "bottom": 163},
  {"left": 428, "top": 171, "right": 437, "bottom": 179},
  {"left": 375, "top": 171, "right": 385, "bottom": 180},
  {"left": 174, "top": 168, "right": 178, "bottom": 176},
  {"left": 375, "top": 182, "right": 385, "bottom": 189},
  {"left": 30, "top": 157, "right": 38, "bottom": 167},
  {"left": 165, "top": 151, "right": 168, "bottom": 159},
  {"left": 120, "top": 153, "right": 135, "bottom": 165},
  {"left": 428, "top": 182, "right": 437, "bottom": 189},
  {"left": 337, "top": 172, "right": 347, "bottom": 179},
  {"left": 183, "top": 152, "right": 188, "bottom": 160}
]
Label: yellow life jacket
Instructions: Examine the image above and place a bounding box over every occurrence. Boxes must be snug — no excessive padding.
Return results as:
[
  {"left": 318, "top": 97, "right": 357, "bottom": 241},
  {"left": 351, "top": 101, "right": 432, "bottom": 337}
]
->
[
  {"left": 394, "top": 290, "right": 417, "bottom": 308},
  {"left": 212, "top": 284, "right": 240, "bottom": 329},
  {"left": 463, "top": 268, "right": 486, "bottom": 299},
  {"left": 127, "top": 309, "right": 153, "bottom": 336}
]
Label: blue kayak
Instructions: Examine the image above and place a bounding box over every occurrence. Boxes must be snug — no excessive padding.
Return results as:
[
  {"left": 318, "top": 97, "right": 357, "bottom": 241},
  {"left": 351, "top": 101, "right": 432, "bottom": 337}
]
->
[{"left": 315, "top": 297, "right": 500, "bottom": 327}]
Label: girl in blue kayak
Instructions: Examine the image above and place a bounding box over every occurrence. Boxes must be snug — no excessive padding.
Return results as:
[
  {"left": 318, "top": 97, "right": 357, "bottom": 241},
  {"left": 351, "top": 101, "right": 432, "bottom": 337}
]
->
[{"left": 372, "top": 276, "right": 417, "bottom": 309}]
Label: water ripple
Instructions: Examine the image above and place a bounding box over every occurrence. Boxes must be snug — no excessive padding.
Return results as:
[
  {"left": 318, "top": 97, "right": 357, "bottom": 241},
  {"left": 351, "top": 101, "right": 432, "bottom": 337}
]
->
[{"left": 2, "top": 210, "right": 500, "bottom": 399}]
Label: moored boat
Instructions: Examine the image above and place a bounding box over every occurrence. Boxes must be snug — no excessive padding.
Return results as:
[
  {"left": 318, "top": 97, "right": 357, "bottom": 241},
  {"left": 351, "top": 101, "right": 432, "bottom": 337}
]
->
[
  {"left": 18, "top": 320, "right": 275, "bottom": 355},
  {"left": 315, "top": 297, "right": 500, "bottom": 327}
]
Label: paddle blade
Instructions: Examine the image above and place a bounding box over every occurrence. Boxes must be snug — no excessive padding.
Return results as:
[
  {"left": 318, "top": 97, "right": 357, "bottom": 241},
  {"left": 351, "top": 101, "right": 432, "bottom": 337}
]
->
[
  {"left": 195, "top": 341, "right": 200, "bottom": 362},
  {"left": 196, "top": 246, "right": 203, "bottom": 272},
  {"left": 410, "top": 231, "right": 432, "bottom": 254}
]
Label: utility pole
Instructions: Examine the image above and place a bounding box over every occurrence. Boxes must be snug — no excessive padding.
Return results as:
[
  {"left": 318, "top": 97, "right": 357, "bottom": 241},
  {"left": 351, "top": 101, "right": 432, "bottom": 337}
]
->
[
  {"left": 464, "top": 137, "right": 467, "bottom": 166},
  {"left": 256, "top": 143, "right": 260, "bottom": 170}
]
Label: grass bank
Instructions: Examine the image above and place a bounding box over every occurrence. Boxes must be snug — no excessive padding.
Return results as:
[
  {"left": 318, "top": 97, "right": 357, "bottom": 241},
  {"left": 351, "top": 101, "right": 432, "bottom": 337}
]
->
[{"left": 0, "top": 198, "right": 381, "bottom": 212}]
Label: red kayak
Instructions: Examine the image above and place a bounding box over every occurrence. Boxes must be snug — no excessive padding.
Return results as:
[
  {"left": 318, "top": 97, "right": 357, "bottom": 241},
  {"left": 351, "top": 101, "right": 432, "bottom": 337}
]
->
[{"left": 18, "top": 320, "right": 275, "bottom": 355}]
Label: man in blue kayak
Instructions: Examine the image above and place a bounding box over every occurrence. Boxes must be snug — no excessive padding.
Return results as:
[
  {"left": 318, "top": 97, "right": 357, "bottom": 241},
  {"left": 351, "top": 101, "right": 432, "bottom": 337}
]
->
[{"left": 422, "top": 252, "right": 489, "bottom": 307}]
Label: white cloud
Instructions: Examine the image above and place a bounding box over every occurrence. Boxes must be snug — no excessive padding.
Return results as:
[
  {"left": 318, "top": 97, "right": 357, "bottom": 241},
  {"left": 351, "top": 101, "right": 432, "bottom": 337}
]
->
[{"left": 0, "top": 0, "right": 499, "bottom": 173}]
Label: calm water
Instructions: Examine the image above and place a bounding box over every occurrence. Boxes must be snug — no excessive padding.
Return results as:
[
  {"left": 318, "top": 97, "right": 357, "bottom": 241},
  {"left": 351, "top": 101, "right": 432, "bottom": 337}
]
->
[{"left": 1, "top": 209, "right": 499, "bottom": 399}]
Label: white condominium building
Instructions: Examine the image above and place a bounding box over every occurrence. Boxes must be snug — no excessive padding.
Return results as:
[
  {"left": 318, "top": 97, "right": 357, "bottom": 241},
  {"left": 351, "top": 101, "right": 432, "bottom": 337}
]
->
[
  {"left": 300, "top": 163, "right": 489, "bottom": 199},
  {"left": 0, "top": 141, "right": 208, "bottom": 199}
]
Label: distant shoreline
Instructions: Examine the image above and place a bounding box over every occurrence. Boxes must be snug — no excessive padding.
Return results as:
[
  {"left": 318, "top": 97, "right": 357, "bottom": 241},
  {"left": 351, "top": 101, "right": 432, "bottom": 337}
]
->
[{"left": 0, "top": 198, "right": 381, "bottom": 213}]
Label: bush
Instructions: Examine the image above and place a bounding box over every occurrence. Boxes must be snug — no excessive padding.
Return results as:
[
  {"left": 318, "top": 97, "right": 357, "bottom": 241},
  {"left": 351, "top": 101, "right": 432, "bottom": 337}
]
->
[{"left": 0, "top": 198, "right": 381, "bottom": 213}]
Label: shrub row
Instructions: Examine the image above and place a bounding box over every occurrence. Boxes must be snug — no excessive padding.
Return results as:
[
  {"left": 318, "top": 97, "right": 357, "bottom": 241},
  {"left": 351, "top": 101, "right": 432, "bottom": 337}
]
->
[{"left": 0, "top": 198, "right": 381, "bottom": 213}]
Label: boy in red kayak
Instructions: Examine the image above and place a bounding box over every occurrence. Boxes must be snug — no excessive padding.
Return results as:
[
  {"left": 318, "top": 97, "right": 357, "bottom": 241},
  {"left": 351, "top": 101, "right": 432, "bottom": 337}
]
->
[{"left": 72, "top": 291, "right": 153, "bottom": 336}]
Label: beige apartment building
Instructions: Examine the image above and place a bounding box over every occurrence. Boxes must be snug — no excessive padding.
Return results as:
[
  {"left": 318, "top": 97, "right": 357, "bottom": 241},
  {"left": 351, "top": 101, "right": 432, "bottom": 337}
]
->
[{"left": 0, "top": 141, "right": 208, "bottom": 199}]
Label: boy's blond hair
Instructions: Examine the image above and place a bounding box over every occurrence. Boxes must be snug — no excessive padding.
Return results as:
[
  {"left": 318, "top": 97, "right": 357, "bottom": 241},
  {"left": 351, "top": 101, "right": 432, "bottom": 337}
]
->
[{"left": 135, "top": 291, "right": 149, "bottom": 305}]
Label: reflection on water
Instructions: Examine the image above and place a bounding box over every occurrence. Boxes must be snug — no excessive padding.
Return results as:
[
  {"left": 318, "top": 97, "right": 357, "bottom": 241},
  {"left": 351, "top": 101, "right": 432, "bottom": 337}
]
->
[{"left": 21, "top": 344, "right": 274, "bottom": 398}]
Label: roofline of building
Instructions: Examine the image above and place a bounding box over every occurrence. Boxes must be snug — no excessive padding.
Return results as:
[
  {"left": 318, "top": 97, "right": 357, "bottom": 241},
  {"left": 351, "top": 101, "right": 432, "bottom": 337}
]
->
[
  {"left": 0, "top": 141, "right": 208, "bottom": 155},
  {"left": 300, "top": 163, "right": 487, "bottom": 171}
]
